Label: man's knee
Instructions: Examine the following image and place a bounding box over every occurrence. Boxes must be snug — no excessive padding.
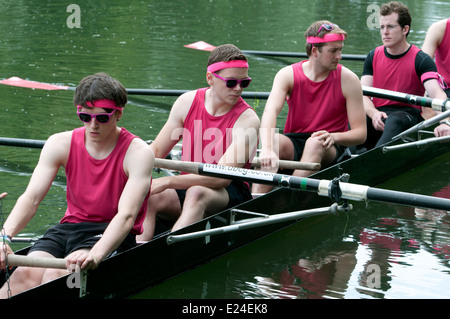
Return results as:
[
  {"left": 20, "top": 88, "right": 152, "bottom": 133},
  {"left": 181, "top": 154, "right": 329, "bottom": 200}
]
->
[
  {"left": 185, "top": 186, "right": 210, "bottom": 203},
  {"left": 2, "top": 266, "right": 44, "bottom": 293},
  {"left": 304, "top": 136, "right": 326, "bottom": 154}
]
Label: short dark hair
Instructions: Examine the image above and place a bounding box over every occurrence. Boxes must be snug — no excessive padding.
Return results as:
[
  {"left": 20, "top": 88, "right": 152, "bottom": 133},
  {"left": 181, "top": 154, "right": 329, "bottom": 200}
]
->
[
  {"left": 380, "top": 1, "right": 412, "bottom": 36},
  {"left": 207, "top": 44, "right": 247, "bottom": 71},
  {"left": 304, "top": 20, "right": 347, "bottom": 56},
  {"left": 74, "top": 72, "right": 127, "bottom": 109}
]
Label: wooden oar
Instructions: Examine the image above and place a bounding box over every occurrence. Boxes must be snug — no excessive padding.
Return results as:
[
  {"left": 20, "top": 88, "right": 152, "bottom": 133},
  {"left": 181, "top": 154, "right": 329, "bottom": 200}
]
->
[
  {"left": 154, "top": 158, "right": 450, "bottom": 211},
  {"left": 184, "top": 41, "right": 367, "bottom": 61},
  {"left": 7, "top": 254, "right": 67, "bottom": 269}
]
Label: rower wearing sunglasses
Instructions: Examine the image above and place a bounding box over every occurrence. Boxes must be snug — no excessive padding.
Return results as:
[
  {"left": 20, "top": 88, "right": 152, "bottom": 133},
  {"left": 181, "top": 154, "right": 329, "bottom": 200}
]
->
[
  {"left": 0, "top": 73, "right": 154, "bottom": 298},
  {"left": 137, "top": 44, "right": 260, "bottom": 241},
  {"left": 253, "top": 20, "right": 367, "bottom": 194}
]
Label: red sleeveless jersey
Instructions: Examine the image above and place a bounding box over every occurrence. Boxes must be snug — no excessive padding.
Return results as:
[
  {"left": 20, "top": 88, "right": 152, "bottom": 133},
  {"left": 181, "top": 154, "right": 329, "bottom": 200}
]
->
[
  {"left": 435, "top": 19, "right": 450, "bottom": 84},
  {"left": 372, "top": 45, "right": 424, "bottom": 110},
  {"left": 284, "top": 61, "right": 348, "bottom": 134},
  {"left": 180, "top": 88, "right": 254, "bottom": 168},
  {"left": 62, "top": 127, "right": 148, "bottom": 235}
]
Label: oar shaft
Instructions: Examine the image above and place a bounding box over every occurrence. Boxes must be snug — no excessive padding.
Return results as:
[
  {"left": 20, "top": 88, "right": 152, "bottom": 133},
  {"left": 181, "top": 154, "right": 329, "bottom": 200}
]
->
[
  {"left": 185, "top": 42, "right": 366, "bottom": 61},
  {"left": 126, "top": 89, "right": 188, "bottom": 96},
  {"left": 154, "top": 158, "right": 322, "bottom": 191},
  {"left": 0, "top": 137, "right": 46, "bottom": 148},
  {"left": 154, "top": 159, "right": 450, "bottom": 211},
  {"left": 362, "top": 86, "right": 449, "bottom": 112},
  {"left": 242, "top": 50, "right": 366, "bottom": 60},
  {"left": 126, "top": 89, "right": 270, "bottom": 99},
  {"left": 366, "top": 188, "right": 450, "bottom": 211}
]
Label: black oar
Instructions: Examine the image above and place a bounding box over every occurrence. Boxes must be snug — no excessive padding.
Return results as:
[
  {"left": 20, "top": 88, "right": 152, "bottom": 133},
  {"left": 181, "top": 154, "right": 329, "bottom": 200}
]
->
[
  {"left": 126, "top": 88, "right": 269, "bottom": 100},
  {"left": 2, "top": 77, "right": 449, "bottom": 113},
  {"left": 2, "top": 137, "right": 448, "bottom": 209},
  {"left": 0, "top": 137, "right": 45, "bottom": 149},
  {"left": 362, "top": 85, "right": 450, "bottom": 112},
  {"left": 0, "top": 77, "right": 269, "bottom": 99},
  {"left": 0, "top": 137, "right": 320, "bottom": 171},
  {"left": 184, "top": 41, "right": 367, "bottom": 61},
  {"left": 154, "top": 158, "right": 450, "bottom": 211}
]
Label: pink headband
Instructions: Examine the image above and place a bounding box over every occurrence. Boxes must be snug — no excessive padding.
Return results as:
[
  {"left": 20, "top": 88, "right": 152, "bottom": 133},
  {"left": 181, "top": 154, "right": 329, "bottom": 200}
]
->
[
  {"left": 207, "top": 60, "right": 249, "bottom": 73},
  {"left": 307, "top": 33, "right": 346, "bottom": 44},
  {"left": 77, "top": 99, "right": 123, "bottom": 110}
]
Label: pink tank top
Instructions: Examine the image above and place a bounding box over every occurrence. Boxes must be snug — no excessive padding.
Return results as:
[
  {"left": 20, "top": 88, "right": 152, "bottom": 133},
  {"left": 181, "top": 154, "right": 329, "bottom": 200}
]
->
[
  {"left": 285, "top": 61, "right": 348, "bottom": 134},
  {"left": 435, "top": 19, "right": 450, "bottom": 84},
  {"left": 61, "top": 127, "right": 148, "bottom": 235},
  {"left": 181, "top": 87, "right": 254, "bottom": 169},
  {"left": 372, "top": 45, "right": 423, "bottom": 110}
]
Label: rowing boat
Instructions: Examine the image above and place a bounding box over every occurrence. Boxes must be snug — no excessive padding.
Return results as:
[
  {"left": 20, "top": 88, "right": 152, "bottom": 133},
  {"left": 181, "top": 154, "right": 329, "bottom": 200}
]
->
[{"left": 1, "top": 126, "right": 448, "bottom": 299}]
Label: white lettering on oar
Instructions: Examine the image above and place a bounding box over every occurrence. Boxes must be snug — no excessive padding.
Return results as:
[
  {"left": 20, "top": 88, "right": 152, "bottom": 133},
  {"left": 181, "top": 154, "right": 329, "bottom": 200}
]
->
[{"left": 202, "top": 163, "right": 275, "bottom": 182}]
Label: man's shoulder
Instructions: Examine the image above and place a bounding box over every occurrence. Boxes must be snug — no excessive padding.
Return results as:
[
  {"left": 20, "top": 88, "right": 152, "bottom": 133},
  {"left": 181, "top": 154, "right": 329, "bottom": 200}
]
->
[
  {"left": 340, "top": 65, "right": 360, "bottom": 81},
  {"left": 171, "top": 89, "right": 198, "bottom": 117},
  {"left": 46, "top": 130, "right": 73, "bottom": 146},
  {"left": 235, "top": 106, "right": 260, "bottom": 128},
  {"left": 124, "top": 138, "right": 154, "bottom": 168}
]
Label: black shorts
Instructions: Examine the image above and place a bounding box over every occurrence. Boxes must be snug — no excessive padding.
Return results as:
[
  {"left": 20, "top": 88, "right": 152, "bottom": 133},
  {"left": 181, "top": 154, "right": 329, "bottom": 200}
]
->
[
  {"left": 284, "top": 132, "right": 347, "bottom": 163},
  {"left": 175, "top": 180, "right": 252, "bottom": 210},
  {"left": 28, "top": 222, "right": 136, "bottom": 258}
]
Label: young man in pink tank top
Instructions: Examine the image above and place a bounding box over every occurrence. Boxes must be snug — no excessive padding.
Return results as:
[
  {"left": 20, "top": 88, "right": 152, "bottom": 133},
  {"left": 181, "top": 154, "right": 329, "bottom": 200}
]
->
[
  {"left": 360, "top": 2, "right": 449, "bottom": 150},
  {"left": 423, "top": 18, "right": 450, "bottom": 98},
  {"left": 252, "top": 21, "right": 366, "bottom": 194},
  {"left": 423, "top": 18, "right": 450, "bottom": 132},
  {"left": 137, "top": 44, "right": 260, "bottom": 241},
  {"left": 0, "top": 73, "right": 154, "bottom": 298}
]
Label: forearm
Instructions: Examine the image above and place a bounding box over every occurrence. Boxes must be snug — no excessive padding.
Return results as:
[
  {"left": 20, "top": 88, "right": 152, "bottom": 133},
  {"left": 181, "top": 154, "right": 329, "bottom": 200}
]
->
[
  {"left": 88, "top": 213, "right": 136, "bottom": 261},
  {"left": 259, "top": 111, "right": 279, "bottom": 152},
  {"left": 331, "top": 126, "right": 366, "bottom": 146},
  {"left": 363, "top": 96, "right": 378, "bottom": 119},
  {"left": 3, "top": 193, "right": 39, "bottom": 238}
]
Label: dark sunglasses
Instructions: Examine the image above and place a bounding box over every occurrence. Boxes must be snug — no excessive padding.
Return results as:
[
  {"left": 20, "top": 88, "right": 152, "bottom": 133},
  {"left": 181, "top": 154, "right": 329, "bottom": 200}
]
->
[
  {"left": 212, "top": 72, "right": 252, "bottom": 89},
  {"left": 77, "top": 109, "right": 116, "bottom": 124}
]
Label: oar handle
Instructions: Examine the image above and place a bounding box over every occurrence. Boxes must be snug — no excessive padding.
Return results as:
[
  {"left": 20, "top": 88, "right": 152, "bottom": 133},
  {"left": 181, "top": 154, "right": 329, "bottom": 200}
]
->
[
  {"left": 7, "top": 254, "right": 67, "bottom": 269},
  {"left": 154, "top": 158, "right": 199, "bottom": 174}
]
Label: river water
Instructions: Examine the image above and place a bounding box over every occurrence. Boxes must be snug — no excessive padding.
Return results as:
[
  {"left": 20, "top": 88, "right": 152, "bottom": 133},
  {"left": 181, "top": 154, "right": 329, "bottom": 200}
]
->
[{"left": 0, "top": 0, "right": 449, "bottom": 299}]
